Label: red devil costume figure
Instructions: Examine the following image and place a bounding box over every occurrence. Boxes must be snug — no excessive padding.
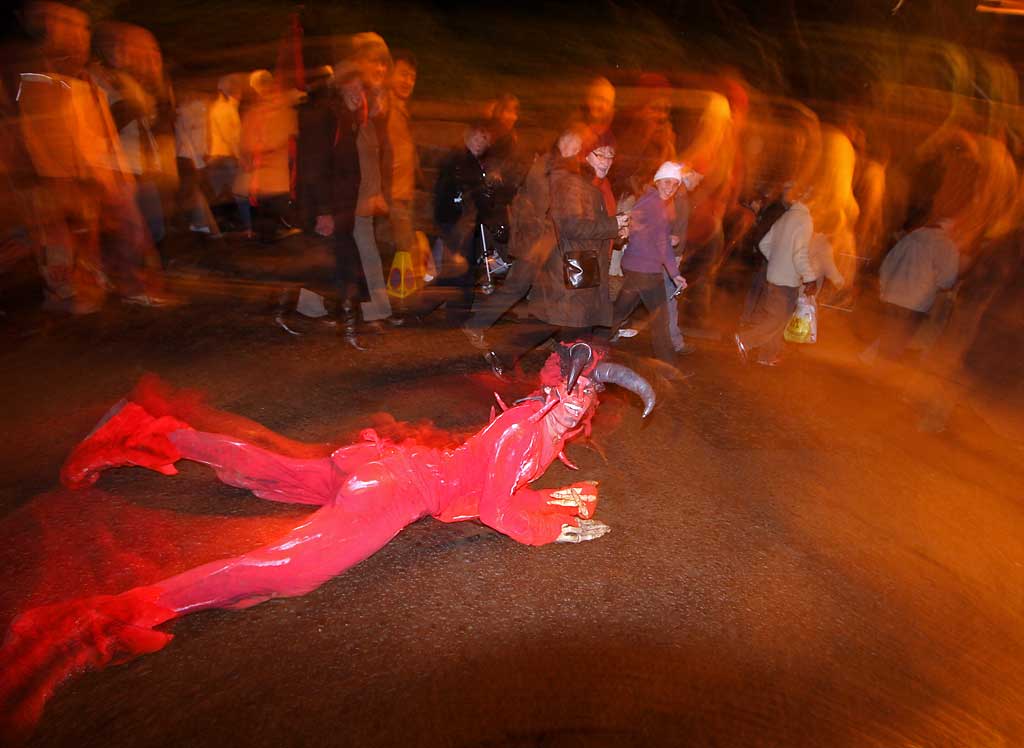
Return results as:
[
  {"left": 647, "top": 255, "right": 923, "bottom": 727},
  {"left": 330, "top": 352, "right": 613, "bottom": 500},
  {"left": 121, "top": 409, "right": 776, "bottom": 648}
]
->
[{"left": 1, "top": 342, "right": 654, "bottom": 736}]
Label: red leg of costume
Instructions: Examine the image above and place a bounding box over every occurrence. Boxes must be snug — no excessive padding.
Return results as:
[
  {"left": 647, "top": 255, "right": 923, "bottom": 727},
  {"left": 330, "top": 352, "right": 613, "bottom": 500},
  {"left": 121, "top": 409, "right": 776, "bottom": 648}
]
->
[
  {"left": 4, "top": 424, "right": 428, "bottom": 739},
  {"left": 155, "top": 482, "right": 422, "bottom": 614},
  {"left": 167, "top": 429, "right": 346, "bottom": 507},
  {"left": 149, "top": 430, "right": 430, "bottom": 613}
]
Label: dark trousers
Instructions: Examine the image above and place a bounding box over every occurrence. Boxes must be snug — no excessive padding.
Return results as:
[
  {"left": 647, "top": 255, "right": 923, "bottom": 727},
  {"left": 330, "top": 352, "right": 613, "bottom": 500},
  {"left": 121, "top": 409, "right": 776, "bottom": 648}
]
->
[
  {"left": 494, "top": 319, "right": 593, "bottom": 367},
  {"left": 333, "top": 220, "right": 368, "bottom": 306},
  {"left": 737, "top": 281, "right": 799, "bottom": 362},
  {"left": 253, "top": 194, "right": 291, "bottom": 243},
  {"left": 610, "top": 269, "right": 675, "bottom": 363},
  {"left": 740, "top": 262, "right": 768, "bottom": 326},
  {"left": 465, "top": 250, "right": 539, "bottom": 331}
]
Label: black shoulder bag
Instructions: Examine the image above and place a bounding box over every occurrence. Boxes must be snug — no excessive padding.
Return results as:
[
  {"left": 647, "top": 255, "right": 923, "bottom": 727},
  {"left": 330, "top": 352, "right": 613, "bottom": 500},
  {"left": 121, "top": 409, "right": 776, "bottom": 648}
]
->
[{"left": 553, "top": 218, "right": 600, "bottom": 290}]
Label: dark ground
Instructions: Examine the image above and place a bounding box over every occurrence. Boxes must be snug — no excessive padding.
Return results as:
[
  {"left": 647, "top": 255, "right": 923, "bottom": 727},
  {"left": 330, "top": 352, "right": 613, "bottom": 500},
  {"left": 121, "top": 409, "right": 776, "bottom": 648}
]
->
[{"left": 1, "top": 236, "right": 1023, "bottom": 747}]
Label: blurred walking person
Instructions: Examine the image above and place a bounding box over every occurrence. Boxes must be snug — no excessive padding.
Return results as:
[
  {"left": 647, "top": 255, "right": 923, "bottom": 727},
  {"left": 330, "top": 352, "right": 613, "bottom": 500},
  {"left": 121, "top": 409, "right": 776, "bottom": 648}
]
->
[
  {"left": 90, "top": 22, "right": 177, "bottom": 251},
  {"left": 382, "top": 50, "right": 420, "bottom": 267},
  {"left": 462, "top": 127, "right": 584, "bottom": 349},
  {"left": 484, "top": 131, "right": 626, "bottom": 378},
  {"left": 608, "top": 161, "right": 688, "bottom": 367},
  {"left": 346, "top": 33, "right": 396, "bottom": 327},
  {"left": 206, "top": 74, "right": 243, "bottom": 228},
  {"left": 15, "top": 1, "right": 171, "bottom": 311},
  {"left": 733, "top": 195, "right": 815, "bottom": 367},
  {"left": 409, "top": 121, "right": 491, "bottom": 326},
  {"left": 234, "top": 69, "right": 300, "bottom": 243},
  {"left": 297, "top": 65, "right": 371, "bottom": 350}
]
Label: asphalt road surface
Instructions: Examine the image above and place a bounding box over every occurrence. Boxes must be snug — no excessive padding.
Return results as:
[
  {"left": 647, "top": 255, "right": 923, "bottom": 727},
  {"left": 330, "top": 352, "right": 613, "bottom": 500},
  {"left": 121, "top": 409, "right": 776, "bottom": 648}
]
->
[{"left": 1, "top": 285, "right": 1022, "bottom": 748}]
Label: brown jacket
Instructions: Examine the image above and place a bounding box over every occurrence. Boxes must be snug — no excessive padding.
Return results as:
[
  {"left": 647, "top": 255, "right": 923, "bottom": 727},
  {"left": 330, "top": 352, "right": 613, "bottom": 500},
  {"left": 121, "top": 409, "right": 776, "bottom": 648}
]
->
[{"left": 528, "top": 160, "right": 618, "bottom": 328}]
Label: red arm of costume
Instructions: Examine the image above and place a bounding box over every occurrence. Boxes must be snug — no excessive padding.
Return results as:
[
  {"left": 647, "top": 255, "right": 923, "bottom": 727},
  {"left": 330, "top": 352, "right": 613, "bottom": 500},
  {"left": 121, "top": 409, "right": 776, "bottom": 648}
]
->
[{"left": 474, "top": 416, "right": 591, "bottom": 546}]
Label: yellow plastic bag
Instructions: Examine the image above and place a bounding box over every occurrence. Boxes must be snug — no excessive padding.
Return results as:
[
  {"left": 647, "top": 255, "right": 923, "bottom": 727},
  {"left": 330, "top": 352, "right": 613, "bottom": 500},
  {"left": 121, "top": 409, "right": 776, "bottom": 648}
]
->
[{"left": 784, "top": 293, "right": 817, "bottom": 344}]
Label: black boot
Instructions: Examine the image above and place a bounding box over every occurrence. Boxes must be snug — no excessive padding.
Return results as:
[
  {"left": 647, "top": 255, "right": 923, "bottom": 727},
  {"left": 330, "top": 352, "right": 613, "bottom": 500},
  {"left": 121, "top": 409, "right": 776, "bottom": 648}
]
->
[{"left": 340, "top": 300, "right": 366, "bottom": 351}]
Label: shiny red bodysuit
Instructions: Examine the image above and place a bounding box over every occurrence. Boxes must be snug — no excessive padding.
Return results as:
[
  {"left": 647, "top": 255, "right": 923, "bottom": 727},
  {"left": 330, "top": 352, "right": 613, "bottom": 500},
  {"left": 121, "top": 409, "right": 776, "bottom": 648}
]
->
[
  {"left": 152, "top": 401, "right": 586, "bottom": 615},
  {"left": 1, "top": 386, "right": 599, "bottom": 738}
]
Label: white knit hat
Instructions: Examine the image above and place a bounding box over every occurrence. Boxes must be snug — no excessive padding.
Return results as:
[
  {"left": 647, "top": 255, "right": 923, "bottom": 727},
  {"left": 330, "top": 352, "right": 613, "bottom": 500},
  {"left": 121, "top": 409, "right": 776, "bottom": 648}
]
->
[{"left": 653, "top": 161, "right": 683, "bottom": 183}]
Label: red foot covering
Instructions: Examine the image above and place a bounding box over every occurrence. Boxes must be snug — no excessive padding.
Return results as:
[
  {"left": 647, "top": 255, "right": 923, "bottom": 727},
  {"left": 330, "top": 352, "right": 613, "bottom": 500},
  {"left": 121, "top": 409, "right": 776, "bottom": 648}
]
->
[
  {"left": 60, "top": 402, "right": 189, "bottom": 489},
  {"left": 0, "top": 586, "right": 175, "bottom": 742}
]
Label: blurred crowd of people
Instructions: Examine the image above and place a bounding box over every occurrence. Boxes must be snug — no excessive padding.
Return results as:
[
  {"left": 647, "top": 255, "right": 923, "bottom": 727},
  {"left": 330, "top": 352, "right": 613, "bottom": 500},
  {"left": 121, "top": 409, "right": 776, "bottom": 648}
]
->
[{"left": 2, "top": 1, "right": 1022, "bottom": 399}]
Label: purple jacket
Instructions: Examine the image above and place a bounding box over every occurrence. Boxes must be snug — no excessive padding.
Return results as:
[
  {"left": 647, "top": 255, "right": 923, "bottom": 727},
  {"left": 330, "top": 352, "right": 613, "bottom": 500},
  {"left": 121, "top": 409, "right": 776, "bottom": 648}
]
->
[{"left": 621, "top": 187, "right": 677, "bottom": 276}]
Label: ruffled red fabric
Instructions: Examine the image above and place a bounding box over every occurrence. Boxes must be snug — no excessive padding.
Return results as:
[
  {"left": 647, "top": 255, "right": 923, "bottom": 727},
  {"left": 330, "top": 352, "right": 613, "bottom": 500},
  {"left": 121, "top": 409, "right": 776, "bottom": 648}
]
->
[
  {"left": 60, "top": 402, "right": 189, "bottom": 490},
  {"left": 0, "top": 586, "right": 175, "bottom": 742}
]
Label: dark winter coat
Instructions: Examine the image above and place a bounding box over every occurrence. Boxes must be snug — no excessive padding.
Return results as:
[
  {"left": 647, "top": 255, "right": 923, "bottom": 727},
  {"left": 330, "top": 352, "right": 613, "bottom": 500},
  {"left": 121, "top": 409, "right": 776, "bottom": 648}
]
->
[
  {"left": 527, "top": 160, "right": 618, "bottom": 328},
  {"left": 433, "top": 147, "right": 490, "bottom": 228},
  {"left": 297, "top": 95, "right": 362, "bottom": 229},
  {"left": 506, "top": 149, "right": 555, "bottom": 260},
  {"left": 297, "top": 95, "right": 368, "bottom": 300}
]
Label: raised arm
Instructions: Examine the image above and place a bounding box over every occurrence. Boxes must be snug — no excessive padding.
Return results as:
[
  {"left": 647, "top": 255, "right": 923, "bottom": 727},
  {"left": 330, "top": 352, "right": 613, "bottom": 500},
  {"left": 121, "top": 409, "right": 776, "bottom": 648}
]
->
[{"left": 474, "top": 421, "right": 609, "bottom": 546}]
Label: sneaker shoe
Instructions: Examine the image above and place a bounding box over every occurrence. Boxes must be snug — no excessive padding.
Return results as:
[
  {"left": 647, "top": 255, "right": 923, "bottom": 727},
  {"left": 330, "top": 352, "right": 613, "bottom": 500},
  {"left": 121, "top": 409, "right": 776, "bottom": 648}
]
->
[
  {"left": 617, "top": 327, "right": 639, "bottom": 338},
  {"left": 733, "top": 333, "right": 749, "bottom": 364}
]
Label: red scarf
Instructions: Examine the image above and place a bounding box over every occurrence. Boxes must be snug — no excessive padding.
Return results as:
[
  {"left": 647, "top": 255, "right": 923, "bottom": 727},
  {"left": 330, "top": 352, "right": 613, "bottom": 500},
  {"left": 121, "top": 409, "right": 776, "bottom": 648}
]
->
[{"left": 594, "top": 176, "right": 616, "bottom": 217}]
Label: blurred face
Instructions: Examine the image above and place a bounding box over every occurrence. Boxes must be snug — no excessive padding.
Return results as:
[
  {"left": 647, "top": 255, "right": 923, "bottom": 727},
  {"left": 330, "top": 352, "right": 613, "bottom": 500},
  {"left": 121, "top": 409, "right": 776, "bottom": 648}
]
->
[
  {"left": 113, "top": 30, "right": 162, "bottom": 87},
  {"left": 546, "top": 376, "right": 597, "bottom": 435},
  {"left": 27, "top": 2, "right": 90, "bottom": 71},
  {"left": 656, "top": 178, "right": 680, "bottom": 200},
  {"left": 640, "top": 96, "right": 671, "bottom": 125},
  {"left": 360, "top": 54, "right": 388, "bottom": 90},
  {"left": 585, "top": 80, "right": 615, "bottom": 126},
  {"left": 465, "top": 129, "right": 490, "bottom": 157},
  {"left": 586, "top": 146, "right": 615, "bottom": 179},
  {"left": 390, "top": 60, "right": 416, "bottom": 101},
  {"left": 557, "top": 132, "right": 582, "bottom": 158},
  {"left": 496, "top": 101, "right": 519, "bottom": 131},
  {"left": 341, "top": 80, "right": 365, "bottom": 112}
]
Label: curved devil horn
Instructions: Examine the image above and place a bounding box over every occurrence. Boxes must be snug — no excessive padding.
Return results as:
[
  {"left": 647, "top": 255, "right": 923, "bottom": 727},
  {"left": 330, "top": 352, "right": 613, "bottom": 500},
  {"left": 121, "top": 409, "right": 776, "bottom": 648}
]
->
[
  {"left": 566, "top": 342, "right": 593, "bottom": 394},
  {"left": 591, "top": 362, "right": 656, "bottom": 418}
]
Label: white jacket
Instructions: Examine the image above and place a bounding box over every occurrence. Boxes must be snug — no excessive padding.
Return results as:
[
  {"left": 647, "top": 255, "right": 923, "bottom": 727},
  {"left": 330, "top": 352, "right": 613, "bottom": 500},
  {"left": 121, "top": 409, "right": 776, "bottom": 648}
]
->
[{"left": 758, "top": 202, "right": 815, "bottom": 288}]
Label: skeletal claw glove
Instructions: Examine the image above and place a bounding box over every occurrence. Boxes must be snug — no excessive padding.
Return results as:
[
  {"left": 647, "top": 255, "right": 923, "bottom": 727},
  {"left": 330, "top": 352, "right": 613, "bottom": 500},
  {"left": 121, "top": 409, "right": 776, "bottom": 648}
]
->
[
  {"left": 547, "top": 480, "right": 599, "bottom": 518},
  {"left": 555, "top": 519, "right": 611, "bottom": 544}
]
